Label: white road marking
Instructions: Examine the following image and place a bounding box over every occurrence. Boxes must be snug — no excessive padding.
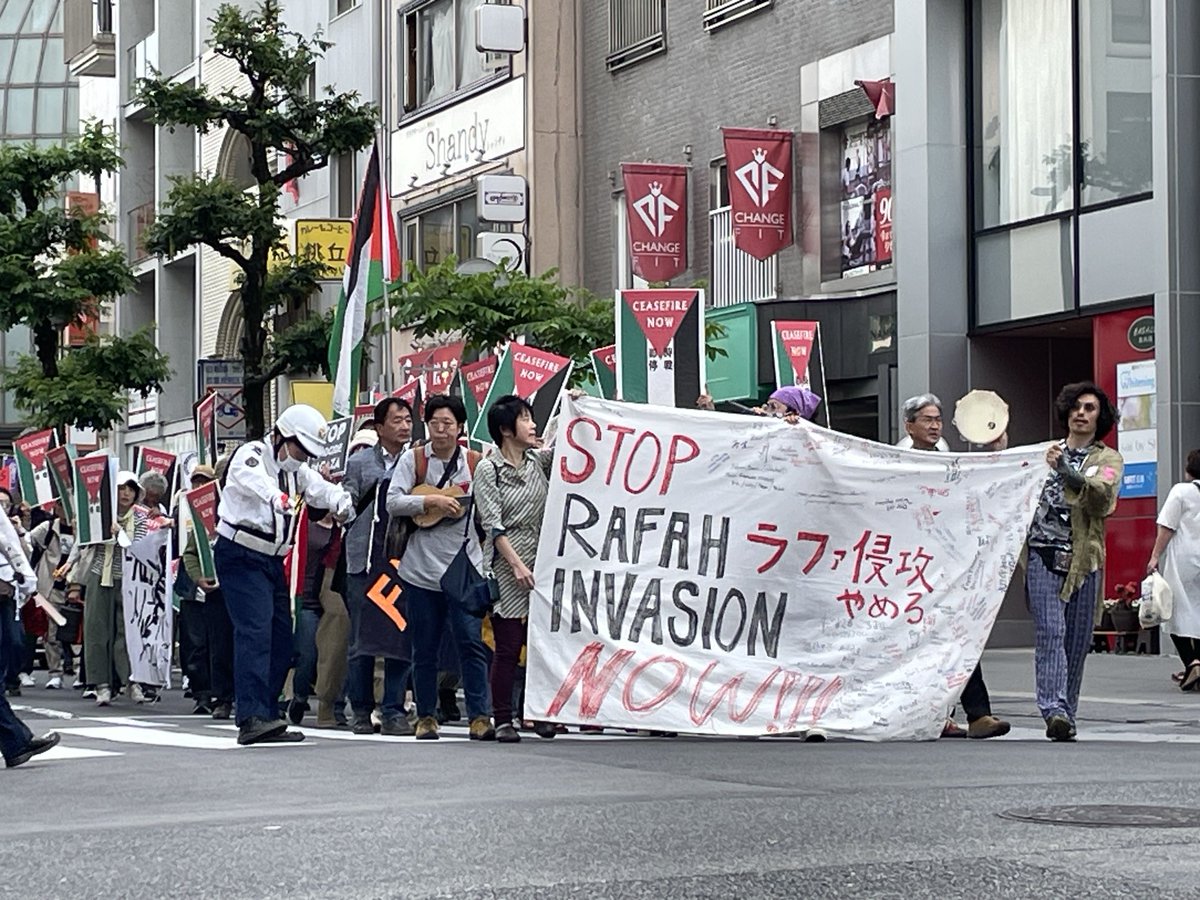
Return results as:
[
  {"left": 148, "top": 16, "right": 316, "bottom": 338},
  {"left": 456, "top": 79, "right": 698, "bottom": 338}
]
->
[
  {"left": 36, "top": 746, "right": 123, "bottom": 762},
  {"left": 54, "top": 726, "right": 236, "bottom": 751}
]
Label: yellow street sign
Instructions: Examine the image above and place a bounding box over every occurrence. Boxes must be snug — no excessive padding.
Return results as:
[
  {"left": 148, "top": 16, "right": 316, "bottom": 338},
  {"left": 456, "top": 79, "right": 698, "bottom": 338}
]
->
[{"left": 295, "top": 218, "right": 353, "bottom": 280}]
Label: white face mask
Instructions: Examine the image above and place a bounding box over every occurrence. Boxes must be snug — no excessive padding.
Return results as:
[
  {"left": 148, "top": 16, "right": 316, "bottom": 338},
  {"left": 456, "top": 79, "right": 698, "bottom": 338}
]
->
[{"left": 277, "top": 453, "right": 304, "bottom": 473}]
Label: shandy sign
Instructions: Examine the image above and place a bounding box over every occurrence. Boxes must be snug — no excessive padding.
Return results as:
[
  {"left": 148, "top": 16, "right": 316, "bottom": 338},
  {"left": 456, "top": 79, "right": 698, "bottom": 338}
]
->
[
  {"left": 525, "top": 397, "right": 1048, "bottom": 740},
  {"left": 616, "top": 288, "right": 705, "bottom": 408}
]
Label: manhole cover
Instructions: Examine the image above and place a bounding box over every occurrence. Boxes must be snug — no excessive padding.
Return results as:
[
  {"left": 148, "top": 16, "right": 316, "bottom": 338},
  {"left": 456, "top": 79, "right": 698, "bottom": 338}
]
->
[{"left": 999, "top": 805, "right": 1200, "bottom": 828}]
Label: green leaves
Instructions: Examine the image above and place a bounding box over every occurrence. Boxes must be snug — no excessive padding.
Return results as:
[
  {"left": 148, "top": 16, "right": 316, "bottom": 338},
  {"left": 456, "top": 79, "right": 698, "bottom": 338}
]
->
[
  {"left": 269, "top": 308, "right": 335, "bottom": 380},
  {"left": 3, "top": 330, "right": 172, "bottom": 431}
]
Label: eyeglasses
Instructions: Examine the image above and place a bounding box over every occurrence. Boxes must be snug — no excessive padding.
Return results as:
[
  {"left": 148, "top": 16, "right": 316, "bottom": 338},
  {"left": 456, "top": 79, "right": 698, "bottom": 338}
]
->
[
  {"left": 427, "top": 419, "right": 459, "bottom": 431},
  {"left": 916, "top": 415, "right": 943, "bottom": 425}
]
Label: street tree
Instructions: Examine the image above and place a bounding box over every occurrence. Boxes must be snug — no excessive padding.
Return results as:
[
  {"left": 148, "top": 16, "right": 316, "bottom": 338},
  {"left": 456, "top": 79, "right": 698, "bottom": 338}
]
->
[
  {"left": 0, "top": 124, "right": 172, "bottom": 432},
  {"left": 137, "top": 0, "right": 376, "bottom": 438}
]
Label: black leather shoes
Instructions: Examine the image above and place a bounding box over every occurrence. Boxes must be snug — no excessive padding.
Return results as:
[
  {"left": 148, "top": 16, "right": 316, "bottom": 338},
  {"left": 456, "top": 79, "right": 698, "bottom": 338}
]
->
[
  {"left": 6, "top": 732, "right": 61, "bottom": 768},
  {"left": 236, "top": 717, "right": 288, "bottom": 745}
]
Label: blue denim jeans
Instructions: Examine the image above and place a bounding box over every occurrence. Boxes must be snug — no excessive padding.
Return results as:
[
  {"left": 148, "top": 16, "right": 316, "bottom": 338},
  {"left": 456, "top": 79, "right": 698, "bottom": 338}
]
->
[
  {"left": 214, "top": 540, "right": 292, "bottom": 727},
  {"left": 347, "top": 655, "right": 410, "bottom": 722},
  {"left": 292, "top": 608, "right": 321, "bottom": 705},
  {"left": 402, "top": 580, "right": 491, "bottom": 721}
]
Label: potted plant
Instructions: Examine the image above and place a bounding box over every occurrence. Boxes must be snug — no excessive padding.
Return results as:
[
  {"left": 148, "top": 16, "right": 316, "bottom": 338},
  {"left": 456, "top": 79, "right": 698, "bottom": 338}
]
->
[{"left": 1105, "top": 582, "right": 1142, "bottom": 633}]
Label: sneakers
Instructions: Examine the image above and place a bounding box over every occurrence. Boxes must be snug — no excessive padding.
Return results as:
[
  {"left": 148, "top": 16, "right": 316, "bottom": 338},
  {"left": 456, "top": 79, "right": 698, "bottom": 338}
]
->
[
  {"left": 531, "top": 721, "right": 557, "bottom": 740},
  {"left": 95, "top": 686, "right": 112, "bottom": 707},
  {"left": 1045, "top": 714, "right": 1075, "bottom": 742},
  {"left": 469, "top": 716, "right": 496, "bottom": 741},
  {"left": 18, "top": 672, "right": 35, "bottom": 688},
  {"left": 236, "top": 717, "right": 289, "bottom": 746},
  {"left": 381, "top": 717, "right": 415, "bottom": 737},
  {"left": 968, "top": 715, "right": 1012, "bottom": 740},
  {"left": 351, "top": 716, "right": 376, "bottom": 736},
  {"left": 192, "top": 700, "right": 213, "bottom": 716},
  {"left": 129, "top": 683, "right": 146, "bottom": 704},
  {"left": 211, "top": 702, "right": 232, "bottom": 721},
  {"left": 81, "top": 687, "right": 97, "bottom": 700},
  {"left": 286, "top": 699, "right": 308, "bottom": 726},
  {"left": 415, "top": 716, "right": 439, "bottom": 740},
  {"left": 44, "top": 676, "right": 63, "bottom": 690},
  {"left": 496, "top": 723, "right": 521, "bottom": 743}
]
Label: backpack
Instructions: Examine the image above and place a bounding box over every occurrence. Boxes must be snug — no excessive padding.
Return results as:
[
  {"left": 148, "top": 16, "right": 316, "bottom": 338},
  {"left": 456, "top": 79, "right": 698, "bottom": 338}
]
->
[{"left": 376, "top": 443, "right": 483, "bottom": 565}]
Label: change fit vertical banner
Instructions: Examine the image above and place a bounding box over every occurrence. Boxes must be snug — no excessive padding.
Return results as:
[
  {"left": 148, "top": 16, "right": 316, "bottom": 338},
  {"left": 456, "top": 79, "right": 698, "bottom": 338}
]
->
[
  {"left": 616, "top": 288, "right": 706, "bottom": 408},
  {"left": 469, "top": 345, "right": 572, "bottom": 445},
  {"left": 621, "top": 163, "right": 689, "bottom": 283},
  {"left": 721, "top": 127, "right": 794, "bottom": 260}
]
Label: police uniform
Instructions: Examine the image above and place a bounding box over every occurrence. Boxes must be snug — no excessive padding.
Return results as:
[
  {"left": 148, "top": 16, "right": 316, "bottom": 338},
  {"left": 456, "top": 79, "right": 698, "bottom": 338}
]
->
[{"left": 214, "top": 439, "right": 352, "bottom": 737}]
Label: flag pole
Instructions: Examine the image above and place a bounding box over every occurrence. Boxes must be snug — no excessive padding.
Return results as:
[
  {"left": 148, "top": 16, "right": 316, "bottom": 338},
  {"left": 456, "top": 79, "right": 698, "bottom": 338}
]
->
[{"left": 377, "top": 125, "right": 398, "bottom": 395}]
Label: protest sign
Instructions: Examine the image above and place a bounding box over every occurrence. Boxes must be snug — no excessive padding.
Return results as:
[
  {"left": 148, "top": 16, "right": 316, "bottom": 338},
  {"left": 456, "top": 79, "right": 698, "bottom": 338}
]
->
[
  {"left": 616, "top": 289, "right": 705, "bottom": 408},
  {"left": 72, "top": 452, "right": 117, "bottom": 546},
  {"left": 13, "top": 429, "right": 57, "bottom": 507},
  {"left": 122, "top": 527, "right": 174, "bottom": 687},
  {"left": 45, "top": 445, "right": 76, "bottom": 525},
  {"left": 524, "top": 397, "right": 1048, "bottom": 740},
  {"left": 133, "top": 446, "right": 179, "bottom": 509},
  {"left": 393, "top": 379, "right": 426, "bottom": 443},
  {"left": 183, "top": 481, "right": 220, "bottom": 580},
  {"left": 771, "top": 319, "right": 829, "bottom": 426},
  {"left": 590, "top": 345, "right": 618, "bottom": 400},
  {"left": 315, "top": 415, "right": 354, "bottom": 475},
  {"left": 469, "top": 344, "right": 571, "bottom": 445},
  {"left": 194, "top": 394, "right": 219, "bottom": 465},
  {"left": 457, "top": 355, "right": 498, "bottom": 442}
]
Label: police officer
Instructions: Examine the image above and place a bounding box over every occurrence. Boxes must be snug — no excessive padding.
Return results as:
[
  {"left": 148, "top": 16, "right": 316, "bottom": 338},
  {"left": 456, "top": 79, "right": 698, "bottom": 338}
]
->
[
  {"left": 214, "top": 404, "right": 353, "bottom": 746},
  {"left": 0, "top": 503, "right": 59, "bottom": 768}
]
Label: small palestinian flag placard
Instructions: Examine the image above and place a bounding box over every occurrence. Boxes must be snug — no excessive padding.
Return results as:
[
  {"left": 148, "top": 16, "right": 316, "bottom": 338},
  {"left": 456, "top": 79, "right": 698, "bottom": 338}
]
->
[
  {"left": 616, "top": 288, "right": 705, "bottom": 408},
  {"left": 73, "top": 452, "right": 117, "bottom": 546},
  {"left": 590, "top": 344, "right": 618, "bottom": 400},
  {"left": 457, "top": 355, "right": 498, "bottom": 441},
  {"left": 183, "top": 481, "right": 220, "bottom": 581},
  {"left": 45, "top": 445, "right": 77, "bottom": 525},
  {"left": 133, "top": 446, "right": 179, "bottom": 510},
  {"left": 13, "top": 429, "right": 58, "bottom": 508},
  {"left": 469, "top": 345, "right": 572, "bottom": 445}
]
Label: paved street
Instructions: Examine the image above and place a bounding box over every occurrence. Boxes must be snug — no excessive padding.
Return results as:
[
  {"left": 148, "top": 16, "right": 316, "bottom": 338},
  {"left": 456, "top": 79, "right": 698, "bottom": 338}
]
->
[{"left": 4, "top": 648, "right": 1200, "bottom": 899}]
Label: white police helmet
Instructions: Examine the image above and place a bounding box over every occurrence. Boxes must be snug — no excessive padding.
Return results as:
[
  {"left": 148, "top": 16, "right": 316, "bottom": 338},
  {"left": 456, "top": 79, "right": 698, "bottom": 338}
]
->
[{"left": 274, "top": 404, "right": 329, "bottom": 457}]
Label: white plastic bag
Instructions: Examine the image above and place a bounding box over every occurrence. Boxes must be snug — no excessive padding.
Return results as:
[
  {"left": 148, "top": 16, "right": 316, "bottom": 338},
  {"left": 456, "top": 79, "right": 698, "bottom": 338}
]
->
[{"left": 1140, "top": 572, "right": 1174, "bottom": 628}]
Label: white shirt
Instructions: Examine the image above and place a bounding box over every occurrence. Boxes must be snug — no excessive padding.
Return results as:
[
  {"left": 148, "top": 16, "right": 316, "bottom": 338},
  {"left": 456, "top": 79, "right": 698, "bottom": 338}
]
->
[
  {"left": 0, "top": 512, "right": 36, "bottom": 601},
  {"left": 1160, "top": 480, "right": 1200, "bottom": 638},
  {"left": 217, "top": 440, "right": 353, "bottom": 555}
]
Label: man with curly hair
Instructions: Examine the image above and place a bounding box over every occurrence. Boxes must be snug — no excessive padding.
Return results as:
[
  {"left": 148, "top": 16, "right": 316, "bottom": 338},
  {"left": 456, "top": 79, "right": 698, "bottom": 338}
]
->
[{"left": 1027, "top": 381, "right": 1123, "bottom": 742}]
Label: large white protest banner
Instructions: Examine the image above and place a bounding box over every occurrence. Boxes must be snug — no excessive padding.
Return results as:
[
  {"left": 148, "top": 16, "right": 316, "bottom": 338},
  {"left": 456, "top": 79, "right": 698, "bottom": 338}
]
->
[
  {"left": 525, "top": 397, "right": 1049, "bottom": 741},
  {"left": 122, "top": 527, "right": 174, "bottom": 688}
]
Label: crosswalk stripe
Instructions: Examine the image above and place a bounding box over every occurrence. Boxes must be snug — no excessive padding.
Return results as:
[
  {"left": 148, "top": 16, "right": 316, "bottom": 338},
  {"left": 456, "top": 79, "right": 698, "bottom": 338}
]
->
[
  {"left": 37, "top": 746, "right": 123, "bottom": 762},
  {"left": 54, "top": 726, "right": 236, "bottom": 751}
]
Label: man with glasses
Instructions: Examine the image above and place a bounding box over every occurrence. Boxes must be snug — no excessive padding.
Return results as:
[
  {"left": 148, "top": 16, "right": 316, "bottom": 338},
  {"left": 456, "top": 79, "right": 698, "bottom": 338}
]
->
[
  {"left": 215, "top": 404, "right": 353, "bottom": 746},
  {"left": 386, "top": 394, "right": 494, "bottom": 741},
  {"left": 902, "top": 393, "right": 1011, "bottom": 740},
  {"left": 1027, "top": 382, "right": 1123, "bottom": 742},
  {"left": 342, "top": 396, "right": 416, "bottom": 736}
]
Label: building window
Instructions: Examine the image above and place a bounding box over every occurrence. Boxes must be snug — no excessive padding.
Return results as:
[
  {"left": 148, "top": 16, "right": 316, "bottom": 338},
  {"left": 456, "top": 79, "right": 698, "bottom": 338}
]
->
[
  {"left": 708, "top": 160, "right": 776, "bottom": 308},
  {"left": 974, "top": 0, "right": 1074, "bottom": 228},
  {"left": 703, "top": 0, "right": 773, "bottom": 32},
  {"left": 401, "top": 0, "right": 496, "bottom": 113},
  {"left": 837, "top": 117, "right": 892, "bottom": 278},
  {"left": 334, "top": 0, "right": 360, "bottom": 15},
  {"left": 974, "top": 0, "right": 1151, "bottom": 227},
  {"left": 401, "top": 195, "right": 480, "bottom": 273},
  {"left": 1079, "top": 0, "right": 1152, "bottom": 205},
  {"left": 335, "top": 152, "right": 358, "bottom": 218},
  {"left": 606, "top": 0, "right": 666, "bottom": 72}
]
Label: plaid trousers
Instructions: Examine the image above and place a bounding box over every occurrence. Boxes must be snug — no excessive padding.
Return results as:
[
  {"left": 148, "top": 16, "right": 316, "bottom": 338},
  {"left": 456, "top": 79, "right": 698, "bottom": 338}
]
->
[{"left": 1026, "top": 550, "right": 1100, "bottom": 722}]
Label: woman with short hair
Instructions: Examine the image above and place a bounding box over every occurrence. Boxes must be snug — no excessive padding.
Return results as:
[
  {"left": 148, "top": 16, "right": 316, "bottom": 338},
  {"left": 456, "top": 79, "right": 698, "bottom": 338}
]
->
[{"left": 1147, "top": 449, "right": 1200, "bottom": 690}]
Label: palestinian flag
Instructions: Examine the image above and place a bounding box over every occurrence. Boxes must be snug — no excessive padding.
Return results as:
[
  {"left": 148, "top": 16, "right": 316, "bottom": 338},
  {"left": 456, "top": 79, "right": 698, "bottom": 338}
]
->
[
  {"left": 457, "top": 356, "right": 498, "bottom": 441},
  {"left": 770, "top": 319, "right": 829, "bottom": 425},
  {"left": 133, "top": 446, "right": 179, "bottom": 509},
  {"left": 616, "top": 288, "right": 705, "bottom": 408},
  {"left": 353, "top": 403, "right": 376, "bottom": 434},
  {"left": 393, "top": 378, "right": 426, "bottom": 443},
  {"left": 183, "top": 481, "right": 220, "bottom": 580},
  {"left": 469, "top": 344, "right": 572, "bottom": 445},
  {"left": 590, "top": 345, "right": 618, "bottom": 400},
  {"left": 46, "top": 445, "right": 77, "bottom": 525},
  {"left": 13, "top": 428, "right": 58, "bottom": 508},
  {"left": 194, "top": 394, "right": 219, "bottom": 466},
  {"left": 329, "top": 143, "right": 399, "bottom": 416},
  {"left": 73, "top": 452, "right": 117, "bottom": 546},
  {"left": 285, "top": 505, "right": 309, "bottom": 620}
]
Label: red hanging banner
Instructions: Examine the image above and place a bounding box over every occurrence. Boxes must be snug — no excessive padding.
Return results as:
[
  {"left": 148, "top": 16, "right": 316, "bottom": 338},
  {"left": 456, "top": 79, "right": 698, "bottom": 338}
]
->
[
  {"left": 721, "top": 128, "right": 794, "bottom": 261},
  {"left": 621, "top": 163, "right": 689, "bottom": 283}
]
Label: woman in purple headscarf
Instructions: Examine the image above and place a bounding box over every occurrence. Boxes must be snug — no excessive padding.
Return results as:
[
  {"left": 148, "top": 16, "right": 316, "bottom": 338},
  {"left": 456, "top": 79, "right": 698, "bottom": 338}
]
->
[{"left": 696, "top": 386, "right": 823, "bottom": 424}]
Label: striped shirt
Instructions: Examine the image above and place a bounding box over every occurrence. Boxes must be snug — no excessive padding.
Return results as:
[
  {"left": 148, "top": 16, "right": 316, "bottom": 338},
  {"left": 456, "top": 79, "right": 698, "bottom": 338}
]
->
[{"left": 474, "top": 449, "right": 552, "bottom": 619}]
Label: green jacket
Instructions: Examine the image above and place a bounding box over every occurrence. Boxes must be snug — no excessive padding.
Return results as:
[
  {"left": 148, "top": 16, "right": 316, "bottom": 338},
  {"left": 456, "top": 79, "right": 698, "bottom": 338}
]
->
[{"left": 1059, "top": 442, "right": 1124, "bottom": 599}]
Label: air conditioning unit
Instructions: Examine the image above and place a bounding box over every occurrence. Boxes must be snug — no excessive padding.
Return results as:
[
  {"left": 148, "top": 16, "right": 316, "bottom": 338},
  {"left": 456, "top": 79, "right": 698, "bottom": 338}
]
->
[{"left": 478, "top": 232, "right": 527, "bottom": 273}]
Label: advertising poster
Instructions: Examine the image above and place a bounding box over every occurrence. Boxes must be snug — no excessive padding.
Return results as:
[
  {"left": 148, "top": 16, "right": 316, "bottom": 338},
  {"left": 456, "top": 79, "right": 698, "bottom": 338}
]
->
[{"left": 1116, "top": 359, "right": 1156, "bottom": 498}]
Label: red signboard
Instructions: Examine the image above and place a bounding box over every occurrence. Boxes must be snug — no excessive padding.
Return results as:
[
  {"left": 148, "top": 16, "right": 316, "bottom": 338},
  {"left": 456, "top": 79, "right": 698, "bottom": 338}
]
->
[
  {"left": 722, "top": 127, "right": 794, "bottom": 261},
  {"left": 873, "top": 187, "right": 893, "bottom": 265},
  {"left": 510, "top": 345, "right": 571, "bottom": 399},
  {"left": 461, "top": 356, "right": 498, "bottom": 406},
  {"left": 622, "top": 163, "right": 689, "bottom": 283}
]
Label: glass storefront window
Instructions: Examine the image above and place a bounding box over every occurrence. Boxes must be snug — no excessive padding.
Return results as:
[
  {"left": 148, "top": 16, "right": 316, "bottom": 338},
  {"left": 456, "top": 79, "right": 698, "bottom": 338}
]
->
[
  {"left": 402, "top": 195, "right": 481, "bottom": 273},
  {"left": 975, "top": 0, "right": 1074, "bottom": 228},
  {"left": 1079, "top": 0, "right": 1152, "bottom": 205}
]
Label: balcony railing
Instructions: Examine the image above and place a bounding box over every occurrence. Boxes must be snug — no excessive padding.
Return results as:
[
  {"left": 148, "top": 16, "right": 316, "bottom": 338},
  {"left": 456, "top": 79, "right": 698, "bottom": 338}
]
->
[
  {"left": 129, "top": 203, "right": 156, "bottom": 263},
  {"left": 703, "top": 0, "right": 774, "bottom": 31},
  {"left": 127, "top": 33, "right": 159, "bottom": 97},
  {"left": 64, "top": 0, "right": 115, "bottom": 78},
  {"left": 709, "top": 206, "right": 778, "bottom": 308},
  {"left": 606, "top": 0, "right": 666, "bottom": 72}
]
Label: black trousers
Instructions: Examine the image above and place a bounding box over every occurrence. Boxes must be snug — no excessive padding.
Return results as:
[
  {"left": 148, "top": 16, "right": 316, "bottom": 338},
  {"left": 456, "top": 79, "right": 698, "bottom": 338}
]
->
[
  {"left": 181, "top": 594, "right": 235, "bottom": 704},
  {"left": 959, "top": 663, "right": 992, "bottom": 722},
  {"left": 1172, "top": 635, "right": 1200, "bottom": 667}
]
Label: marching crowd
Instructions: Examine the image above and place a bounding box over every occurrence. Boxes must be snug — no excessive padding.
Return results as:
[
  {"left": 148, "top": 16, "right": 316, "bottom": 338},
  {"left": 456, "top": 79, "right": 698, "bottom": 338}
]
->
[{"left": 2, "top": 379, "right": 1197, "bottom": 765}]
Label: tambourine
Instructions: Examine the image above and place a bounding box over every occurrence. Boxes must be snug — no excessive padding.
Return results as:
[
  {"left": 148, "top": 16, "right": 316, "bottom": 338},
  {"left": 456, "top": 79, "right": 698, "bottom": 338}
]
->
[{"left": 953, "top": 390, "right": 1009, "bottom": 445}]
